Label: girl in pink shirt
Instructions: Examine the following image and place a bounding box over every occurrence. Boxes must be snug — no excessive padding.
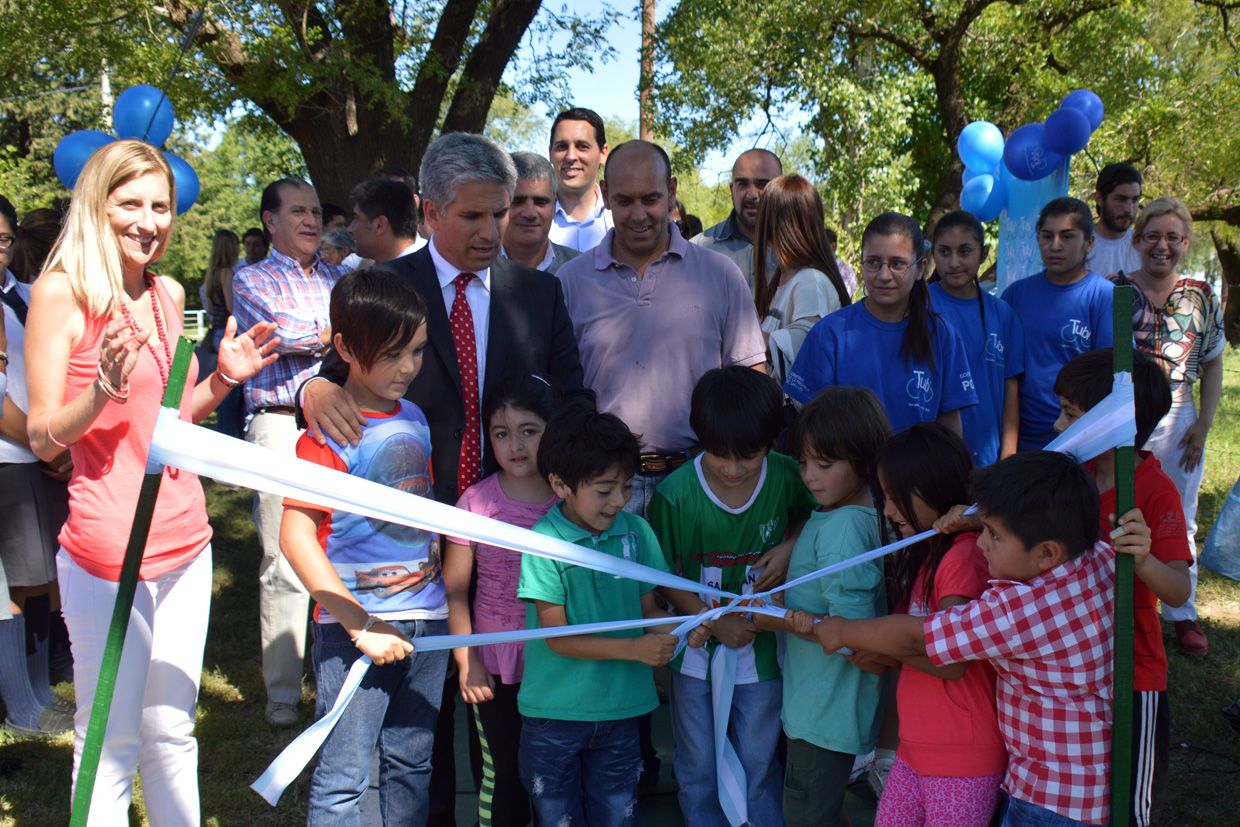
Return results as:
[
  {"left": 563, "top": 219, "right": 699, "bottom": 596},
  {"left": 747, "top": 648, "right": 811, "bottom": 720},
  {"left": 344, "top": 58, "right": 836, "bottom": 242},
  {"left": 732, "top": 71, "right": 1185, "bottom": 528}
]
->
[
  {"left": 444, "top": 374, "right": 559, "bottom": 827},
  {"left": 873, "top": 423, "right": 1006, "bottom": 827}
]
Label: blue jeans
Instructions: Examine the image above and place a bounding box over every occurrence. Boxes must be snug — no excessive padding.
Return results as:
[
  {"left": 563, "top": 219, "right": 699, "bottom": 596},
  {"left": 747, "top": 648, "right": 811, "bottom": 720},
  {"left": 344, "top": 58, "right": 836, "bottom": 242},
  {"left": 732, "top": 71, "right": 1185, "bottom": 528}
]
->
[
  {"left": 519, "top": 715, "right": 643, "bottom": 827},
  {"left": 308, "top": 618, "right": 449, "bottom": 827},
  {"left": 999, "top": 793, "right": 1106, "bottom": 827},
  {"left": 622, "top": 471, "right": 668, "bottom": 520},
  {"left": 671, "top": 671, "right": 783, "bottom": 827}
]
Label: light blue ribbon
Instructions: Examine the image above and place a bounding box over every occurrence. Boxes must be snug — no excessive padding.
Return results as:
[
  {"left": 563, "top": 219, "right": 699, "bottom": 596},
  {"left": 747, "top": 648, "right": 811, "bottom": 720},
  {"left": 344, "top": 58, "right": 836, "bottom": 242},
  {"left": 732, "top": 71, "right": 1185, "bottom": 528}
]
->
[{"left": 148, "top": 381, "right": 1136, "bottom": 813}]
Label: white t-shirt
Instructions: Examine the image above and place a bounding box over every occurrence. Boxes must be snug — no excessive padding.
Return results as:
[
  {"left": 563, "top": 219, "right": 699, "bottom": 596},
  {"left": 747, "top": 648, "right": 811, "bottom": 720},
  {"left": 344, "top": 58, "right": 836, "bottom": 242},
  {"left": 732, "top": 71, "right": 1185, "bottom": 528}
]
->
[
  {"left": 762, "top": 267, "right": 842, "bottom": 382},
  {"left": 1089, "top": 230, "right": 1142, "bottom": 278}
]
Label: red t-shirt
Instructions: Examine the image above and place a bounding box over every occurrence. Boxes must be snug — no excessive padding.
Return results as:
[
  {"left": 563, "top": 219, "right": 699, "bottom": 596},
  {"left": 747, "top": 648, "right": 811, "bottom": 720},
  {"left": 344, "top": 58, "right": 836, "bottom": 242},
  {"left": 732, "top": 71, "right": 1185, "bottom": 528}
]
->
[
  {"left": 897, "top": 533, "right": 1007, "bottom": 777},
  {"left": 1094, "top": 452, "right": 1192, "bottom": 692}
]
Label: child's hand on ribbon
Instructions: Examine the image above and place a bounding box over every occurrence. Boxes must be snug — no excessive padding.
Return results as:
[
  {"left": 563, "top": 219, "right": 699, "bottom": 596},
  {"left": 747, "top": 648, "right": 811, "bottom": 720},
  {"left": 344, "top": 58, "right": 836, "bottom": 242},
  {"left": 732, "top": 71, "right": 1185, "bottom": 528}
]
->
[
  {"left": 632, "top": 632, "right": 679, "bottom": 667},
  {"left": 710, "top": 614, "right": 760, "bottom": 648},
  {"left": 752, "top": 541, "right": 794, "bottom": 591},
  {"left": 933, "top": 503, "right": 982, "bottom": 534},
  {"left": 1109, "top": 507, "right": 1152, "bottom": 567},
  {"left": 354, "top": 619, "right": 414, "bottom": 665},
  {"left": 813, "top": 615, "right": 847, "bottom": 654},
  {"left": 687, "top": 608, "right": 716, "bottom": 649},
  {"left": 783, "top": 609, "right": 816, "bottom": 636}
]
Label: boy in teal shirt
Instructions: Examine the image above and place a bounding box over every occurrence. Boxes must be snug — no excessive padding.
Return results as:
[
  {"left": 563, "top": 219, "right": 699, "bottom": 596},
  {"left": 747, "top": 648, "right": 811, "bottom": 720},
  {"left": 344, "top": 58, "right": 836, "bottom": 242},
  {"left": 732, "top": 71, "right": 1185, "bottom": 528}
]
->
[
  {"left": 649, "top": 367, "right": 815, "bottom": 826},
  {"left": 518, "top": 398, "right": 706, "bottom": 827}
]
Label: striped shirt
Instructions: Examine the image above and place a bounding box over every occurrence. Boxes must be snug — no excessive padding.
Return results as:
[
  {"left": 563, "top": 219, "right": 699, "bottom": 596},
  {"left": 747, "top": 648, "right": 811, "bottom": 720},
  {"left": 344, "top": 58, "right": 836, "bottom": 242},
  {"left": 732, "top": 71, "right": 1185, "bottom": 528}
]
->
[{"left": 232, "top": 248, "right": 347, "bottom": 411}]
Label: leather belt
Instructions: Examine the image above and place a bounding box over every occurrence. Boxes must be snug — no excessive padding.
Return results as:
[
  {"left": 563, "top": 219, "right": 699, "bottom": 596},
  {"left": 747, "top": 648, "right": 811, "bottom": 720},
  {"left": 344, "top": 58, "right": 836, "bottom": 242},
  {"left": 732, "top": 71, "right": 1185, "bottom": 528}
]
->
[
  {"left": 253, "top": 405, "right": 296, "bottom": 416},
  {"left": 639, "top": 452, "right": 691, "bottom": 474}
]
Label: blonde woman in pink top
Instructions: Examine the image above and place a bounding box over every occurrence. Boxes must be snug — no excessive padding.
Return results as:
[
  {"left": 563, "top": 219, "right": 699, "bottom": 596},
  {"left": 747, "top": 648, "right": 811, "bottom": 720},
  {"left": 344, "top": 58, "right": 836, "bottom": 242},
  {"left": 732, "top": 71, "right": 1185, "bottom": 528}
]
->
[{"left": 24, "top": 140, "right": 277, "bottom": 826}]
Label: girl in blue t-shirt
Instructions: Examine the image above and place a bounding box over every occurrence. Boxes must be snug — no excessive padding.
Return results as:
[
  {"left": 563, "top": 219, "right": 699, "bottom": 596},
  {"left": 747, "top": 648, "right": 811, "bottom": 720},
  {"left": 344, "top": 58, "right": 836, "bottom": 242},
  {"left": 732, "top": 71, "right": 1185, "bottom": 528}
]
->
[
  {"left": 999, "top": 197, "right": 1114, "bottom": 451},
  {"left": 783, "top": 212, "right": 977, "bottom": 435},
  {"left": 928, "top": 210, "right": 1025, "bottom": 466}
]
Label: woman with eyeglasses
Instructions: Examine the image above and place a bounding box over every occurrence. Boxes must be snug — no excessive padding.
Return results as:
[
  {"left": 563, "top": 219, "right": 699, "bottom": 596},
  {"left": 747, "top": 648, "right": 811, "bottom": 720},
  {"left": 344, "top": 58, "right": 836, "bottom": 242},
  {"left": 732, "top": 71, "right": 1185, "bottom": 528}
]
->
[
  {"left": 1110, "top": 196, "right": 1224, "bottom": 656},
  {"left": 751, "top": 175, "right": 852, "bottom": 384},
  {"left": 784, "top": 212, "right": 977, "bottom": 435}
]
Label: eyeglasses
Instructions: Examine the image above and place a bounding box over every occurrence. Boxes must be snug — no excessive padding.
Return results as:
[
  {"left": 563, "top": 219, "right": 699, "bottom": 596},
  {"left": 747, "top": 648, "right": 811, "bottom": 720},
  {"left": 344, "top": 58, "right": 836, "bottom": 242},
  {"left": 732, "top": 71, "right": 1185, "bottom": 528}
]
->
[
  {"left": 0, "top": 235, "right": 14, "bottom": 250},
  {"left": 1139, "top": 232, "right": 1186, "bottom": 245},
  {"left": 861, "top": 257, "right": 919, "bottom": 276}
]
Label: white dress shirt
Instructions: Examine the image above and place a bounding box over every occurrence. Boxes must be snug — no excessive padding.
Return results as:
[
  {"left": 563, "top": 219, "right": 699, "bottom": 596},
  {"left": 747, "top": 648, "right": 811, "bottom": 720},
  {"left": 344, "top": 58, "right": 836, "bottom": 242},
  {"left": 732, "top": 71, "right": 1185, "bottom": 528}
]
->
[{"left": 428, "top": 236, "right": 491, "bottom": 390}]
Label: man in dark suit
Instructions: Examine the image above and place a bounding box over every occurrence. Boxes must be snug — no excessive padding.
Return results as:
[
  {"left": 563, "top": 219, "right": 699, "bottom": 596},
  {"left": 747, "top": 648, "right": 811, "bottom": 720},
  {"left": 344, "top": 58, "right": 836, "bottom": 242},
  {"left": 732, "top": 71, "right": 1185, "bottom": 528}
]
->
[
  {"left": 297, "top": 133, "right": 584, "bottom": 827},
  {"left": 299, "top": 133, "right": 585, "bottom": 504}
]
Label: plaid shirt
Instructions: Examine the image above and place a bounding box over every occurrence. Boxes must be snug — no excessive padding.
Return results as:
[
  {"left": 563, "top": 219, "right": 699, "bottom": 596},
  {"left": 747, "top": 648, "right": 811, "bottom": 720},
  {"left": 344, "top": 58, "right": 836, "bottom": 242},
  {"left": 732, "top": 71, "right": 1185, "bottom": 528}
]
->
[
  {"left": 232, "top": 248, "right": 347, "bottom": 411},
  {"left": 925, "top": 541, "right": 1116, "bottom": 825}
]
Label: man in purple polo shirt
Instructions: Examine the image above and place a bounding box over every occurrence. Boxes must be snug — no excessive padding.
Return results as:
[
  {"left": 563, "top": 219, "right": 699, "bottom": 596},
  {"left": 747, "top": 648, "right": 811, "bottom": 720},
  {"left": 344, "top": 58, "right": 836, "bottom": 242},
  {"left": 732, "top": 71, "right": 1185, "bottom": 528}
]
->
[{"left": 554, "top": 140, "right": 766, "bottom": 518}]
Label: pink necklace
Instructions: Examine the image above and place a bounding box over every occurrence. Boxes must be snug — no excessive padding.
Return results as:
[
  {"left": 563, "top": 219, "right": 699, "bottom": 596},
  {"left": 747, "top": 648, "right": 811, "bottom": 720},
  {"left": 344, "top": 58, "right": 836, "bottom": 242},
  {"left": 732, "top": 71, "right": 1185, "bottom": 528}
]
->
[{"left": 121, "top": 272, "right": 173, "bottom": 389}]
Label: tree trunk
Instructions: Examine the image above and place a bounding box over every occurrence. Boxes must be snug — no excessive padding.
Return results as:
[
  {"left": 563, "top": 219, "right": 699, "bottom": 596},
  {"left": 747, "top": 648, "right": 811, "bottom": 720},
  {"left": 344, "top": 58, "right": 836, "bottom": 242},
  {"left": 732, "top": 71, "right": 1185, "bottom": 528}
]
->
[
  {"left": 927, "top": 43, "right": 967, "bottom": 237},
  {"left": 1212, "top": 231, "right": 1240, "bottom": 345}
]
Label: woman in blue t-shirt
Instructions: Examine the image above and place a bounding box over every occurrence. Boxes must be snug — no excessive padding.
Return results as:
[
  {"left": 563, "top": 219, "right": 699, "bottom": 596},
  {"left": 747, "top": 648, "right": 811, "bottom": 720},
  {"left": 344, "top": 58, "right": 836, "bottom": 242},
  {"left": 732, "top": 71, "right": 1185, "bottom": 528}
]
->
[
  {"left": 928, "top": 210, "right": 1025, "bottom": 467},
  {"left": 784, "top": 212, "right": 977, "bottom": 434}
]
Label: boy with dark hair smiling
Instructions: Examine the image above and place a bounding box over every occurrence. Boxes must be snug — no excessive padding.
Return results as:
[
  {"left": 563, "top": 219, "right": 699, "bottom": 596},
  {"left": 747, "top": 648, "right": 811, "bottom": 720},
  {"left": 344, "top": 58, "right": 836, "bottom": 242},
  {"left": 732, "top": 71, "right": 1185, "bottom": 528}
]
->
[
  {"left": 517, "top": 398, "right": 707, "bottom": 826},
  {"left": 649, "top": 366, "right": 814, "bottom": 825},
  {"left": 279, "top": 267, "right": 444, "bottom": 824},
  {"left": 811, "top": 451, "right": 1140, "bottom": 826},
  {"left": 1054, "top": 348, "right": 1190, "bottom": 827}
]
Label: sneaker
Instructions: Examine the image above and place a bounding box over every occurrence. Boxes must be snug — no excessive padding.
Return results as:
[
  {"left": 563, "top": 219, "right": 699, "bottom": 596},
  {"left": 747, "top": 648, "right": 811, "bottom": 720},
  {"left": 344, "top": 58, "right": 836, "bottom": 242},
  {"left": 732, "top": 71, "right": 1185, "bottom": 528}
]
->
[
  {"left": 1176, "top": 620, "right": 1209, "bottom": 655},
  {"left": 265, "top": 701, "right": 300, "bottom": 727},
  {"left": 4, "top": 706, "right": 74, "bottom": 738},
  {"left": 50, "top": 694, "right": 76, "bottom": 716},
  {"left": 868, "top": 748, "right": 897, "bottom": 798}
]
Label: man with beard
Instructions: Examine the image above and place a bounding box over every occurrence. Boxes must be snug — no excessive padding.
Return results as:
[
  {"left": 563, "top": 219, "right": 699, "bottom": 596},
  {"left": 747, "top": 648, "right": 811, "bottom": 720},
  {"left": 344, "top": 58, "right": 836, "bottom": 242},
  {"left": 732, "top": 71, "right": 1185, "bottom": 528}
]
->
[
  {"left": 502, "top": 152, "right": 580, "bottom": 275},
  {"left": 693, "top": 148, "right": 783, "bottom": 290},
  {"left": 1090, "top": 163, "right": 1144, "bottom": 277}
]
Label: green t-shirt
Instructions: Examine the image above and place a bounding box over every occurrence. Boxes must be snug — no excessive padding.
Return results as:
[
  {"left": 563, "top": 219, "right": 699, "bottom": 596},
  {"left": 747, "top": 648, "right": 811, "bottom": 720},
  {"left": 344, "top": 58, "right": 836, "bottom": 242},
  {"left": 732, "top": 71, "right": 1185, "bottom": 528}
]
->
[
  {"left": 516, "top": 505, "right": 670, "bottom": 722},
  {"left": 782, "top": 505, "right": 886, "bottom": 754},
  {"left": 647, "top": 453, "right": 815, "bottom": 683}
]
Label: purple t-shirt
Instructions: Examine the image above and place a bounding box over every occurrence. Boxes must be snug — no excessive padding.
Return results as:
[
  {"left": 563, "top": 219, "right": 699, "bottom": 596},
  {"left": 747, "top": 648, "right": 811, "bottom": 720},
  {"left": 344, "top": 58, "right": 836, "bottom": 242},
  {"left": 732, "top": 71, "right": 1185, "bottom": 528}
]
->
[
  {"left": 450, "top": 473, "right": 558, "bottom": 684},
  {"left": 555, "top": 225, "right": 766, "bottom": 453}
]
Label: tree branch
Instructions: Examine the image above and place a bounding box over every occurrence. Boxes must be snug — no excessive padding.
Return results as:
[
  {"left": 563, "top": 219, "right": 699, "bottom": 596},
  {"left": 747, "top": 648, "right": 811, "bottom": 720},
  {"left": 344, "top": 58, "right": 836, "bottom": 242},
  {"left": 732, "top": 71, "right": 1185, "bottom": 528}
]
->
[
  {"left": 1038, "top": 0, "right": 1118, "bottom": 37},
  {"left": 831, "top": 17, "right": 933, "bottom": 69},
  {"left": 441, "top": 0, "right": 543, "bottom": 135}
]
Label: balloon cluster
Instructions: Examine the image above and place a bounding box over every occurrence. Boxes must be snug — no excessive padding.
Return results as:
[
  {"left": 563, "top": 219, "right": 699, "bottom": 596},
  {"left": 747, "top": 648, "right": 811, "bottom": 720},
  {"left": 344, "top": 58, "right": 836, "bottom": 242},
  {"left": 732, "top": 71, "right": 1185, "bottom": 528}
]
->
[
  {"left": 52, "top": 85, "right": 200, "bottom": 214},
  {"left": 955, "top": 90, "right": 1104, "bottom": 222}
]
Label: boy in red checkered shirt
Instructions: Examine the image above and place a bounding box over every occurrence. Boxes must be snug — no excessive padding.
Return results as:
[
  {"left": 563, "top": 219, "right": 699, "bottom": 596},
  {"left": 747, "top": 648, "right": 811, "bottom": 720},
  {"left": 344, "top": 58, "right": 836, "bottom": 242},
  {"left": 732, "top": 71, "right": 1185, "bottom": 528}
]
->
[
  {"left": 1053, "top": 349, "right": 1192, "bottom": 827},
  {"left": 809, "top": 451, "right": 1139, "bottom": 826}
]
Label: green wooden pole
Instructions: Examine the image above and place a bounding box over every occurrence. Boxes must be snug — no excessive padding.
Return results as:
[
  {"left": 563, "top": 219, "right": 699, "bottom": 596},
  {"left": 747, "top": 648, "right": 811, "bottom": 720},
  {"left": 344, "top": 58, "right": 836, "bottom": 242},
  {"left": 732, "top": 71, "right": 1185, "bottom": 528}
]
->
[
  {"left": 69, "top": 338, "right": 195, "bottom": 827},
  {"left": 1111, "top": 285, "right": 1136, "bottom": 827}
]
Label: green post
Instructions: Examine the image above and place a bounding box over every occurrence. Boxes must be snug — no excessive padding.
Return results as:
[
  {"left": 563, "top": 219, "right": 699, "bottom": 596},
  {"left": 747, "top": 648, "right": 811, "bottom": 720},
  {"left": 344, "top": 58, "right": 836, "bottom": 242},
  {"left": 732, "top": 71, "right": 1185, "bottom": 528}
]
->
[
  {"left": 1111, "top": 285, "right": 1135, "bottom": 827},
  {"left": 69, "top": 338, "right": 195, "bottom": 826}
]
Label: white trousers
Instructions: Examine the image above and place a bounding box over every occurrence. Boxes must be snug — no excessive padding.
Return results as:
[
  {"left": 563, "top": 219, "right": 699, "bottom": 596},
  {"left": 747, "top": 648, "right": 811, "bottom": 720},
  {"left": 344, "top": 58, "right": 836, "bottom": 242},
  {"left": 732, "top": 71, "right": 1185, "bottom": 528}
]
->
[
  {"left": 1145, "top": 402, "right": 1204, "bottom": 622},
  {"left": 58, "top": 545, "right": 212, "bottom": 827},
  {"left": 246, "top": 411, "right": 311, "bottom": 706}
]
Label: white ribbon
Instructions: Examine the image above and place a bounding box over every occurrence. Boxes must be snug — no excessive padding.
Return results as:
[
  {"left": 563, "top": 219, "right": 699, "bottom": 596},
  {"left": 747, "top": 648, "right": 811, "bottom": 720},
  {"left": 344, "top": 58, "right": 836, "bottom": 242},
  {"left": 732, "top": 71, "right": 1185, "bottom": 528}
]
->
[{"left": 146, "top": 380, "right": 1136, "bottom": 812}]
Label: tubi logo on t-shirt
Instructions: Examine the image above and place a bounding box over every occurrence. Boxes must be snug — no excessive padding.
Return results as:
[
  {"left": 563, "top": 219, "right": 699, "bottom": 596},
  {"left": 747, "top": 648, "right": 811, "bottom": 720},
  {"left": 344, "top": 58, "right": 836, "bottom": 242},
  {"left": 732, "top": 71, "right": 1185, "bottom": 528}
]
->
[
  {"left": 906, "top": 369, "right": 935, "bottom": 416},
  {"left": 984, "top": 332, "right": 1006, "bottom": 367},
  {"left": 1060, "top": 318, "right": 1092, "bottom": 351}
]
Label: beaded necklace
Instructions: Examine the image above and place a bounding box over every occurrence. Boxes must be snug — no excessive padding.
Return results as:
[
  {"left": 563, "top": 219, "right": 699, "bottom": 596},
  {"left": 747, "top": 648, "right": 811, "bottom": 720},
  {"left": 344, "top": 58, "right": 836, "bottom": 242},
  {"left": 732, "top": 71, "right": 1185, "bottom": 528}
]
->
[{"left": 120, "top": 272, "right": 173, "bottom": 390}]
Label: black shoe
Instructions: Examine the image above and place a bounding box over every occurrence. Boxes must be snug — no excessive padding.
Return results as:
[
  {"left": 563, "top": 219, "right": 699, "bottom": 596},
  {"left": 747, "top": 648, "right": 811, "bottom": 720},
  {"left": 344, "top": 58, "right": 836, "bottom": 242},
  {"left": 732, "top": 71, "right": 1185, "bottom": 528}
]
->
[{"left": 4, "top": 706, "right": 74, "bottom": 738}]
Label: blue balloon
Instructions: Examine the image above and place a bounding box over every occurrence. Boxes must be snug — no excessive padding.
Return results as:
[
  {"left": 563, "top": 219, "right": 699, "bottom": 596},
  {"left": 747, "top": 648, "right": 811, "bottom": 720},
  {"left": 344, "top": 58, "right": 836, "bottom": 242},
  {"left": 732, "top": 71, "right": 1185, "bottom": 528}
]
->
[
  {"left": 1003, "top": 123, "right": 1063, "bottom": 181},
  {"left": 113, "top": 85, "right": 176, "bottom": 146},
  {"left": 1043, "top": 107, "right": 1092, "bottom": 155},
  {"left": 162, "top": 151, "right": 200, "bottom": 214},
  {"left": 957, "top": 121, "right": 1006, "bottom": 174},
  {"left": 960, "top": 174, "right": 1005, "bottom": 222},
  {"left": 962, "top": 166, "right": 996, "bottom": 186},
  {"left": 53, "top": 130, "right": 116, "bottom": 189},
  {"left": 1059, "top": 89, "right": 1104, "bottom": 132}
]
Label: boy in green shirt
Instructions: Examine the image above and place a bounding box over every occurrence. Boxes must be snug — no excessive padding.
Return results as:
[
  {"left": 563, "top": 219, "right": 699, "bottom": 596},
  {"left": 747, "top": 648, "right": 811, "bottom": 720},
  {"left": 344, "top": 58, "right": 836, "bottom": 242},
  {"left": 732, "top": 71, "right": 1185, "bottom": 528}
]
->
[
  {"left": 518, "top": 398, "right": 707, "bottom": 826},
  {"left": 649, "top": 367, "right": 814, "bottom": 826}
]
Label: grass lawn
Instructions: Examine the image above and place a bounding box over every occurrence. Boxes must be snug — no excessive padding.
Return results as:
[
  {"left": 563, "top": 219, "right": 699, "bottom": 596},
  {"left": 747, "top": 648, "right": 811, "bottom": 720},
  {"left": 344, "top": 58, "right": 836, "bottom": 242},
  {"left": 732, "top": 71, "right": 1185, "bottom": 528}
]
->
[{"left": 3, "top": 351, "right": 1240, "bottom": 826}]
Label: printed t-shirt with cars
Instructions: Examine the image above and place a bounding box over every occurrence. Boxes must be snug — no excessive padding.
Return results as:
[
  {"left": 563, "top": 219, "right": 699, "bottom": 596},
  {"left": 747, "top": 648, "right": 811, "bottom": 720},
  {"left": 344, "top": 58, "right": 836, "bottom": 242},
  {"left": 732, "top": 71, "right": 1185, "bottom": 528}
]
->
[
  {"left": 286, "top": 399, "right": 446, "bottom": 621},
  {"left": 783, "top": 300, "right": 978, "bottom": 434},
  {"left": 647, "top": 452, "right": 816, "bottom": 683},
  {"left": 517, "top": 506, "right": 670, "bottom": 722}
]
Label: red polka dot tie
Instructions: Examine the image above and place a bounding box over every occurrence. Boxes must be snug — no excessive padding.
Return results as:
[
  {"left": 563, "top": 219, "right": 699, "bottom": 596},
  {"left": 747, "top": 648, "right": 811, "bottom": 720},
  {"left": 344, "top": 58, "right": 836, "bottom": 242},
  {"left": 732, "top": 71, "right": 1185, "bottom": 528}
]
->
[{"left": 452, "top": 273, "right": 482, "bottom": 494}]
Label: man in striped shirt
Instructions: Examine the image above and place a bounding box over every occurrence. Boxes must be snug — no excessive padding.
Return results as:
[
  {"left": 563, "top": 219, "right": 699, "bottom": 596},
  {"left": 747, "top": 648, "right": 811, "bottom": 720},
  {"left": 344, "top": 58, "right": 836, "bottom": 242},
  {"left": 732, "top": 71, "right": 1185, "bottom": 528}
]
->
[{"left": 233, "top": 177, "right": 349, "bottom": 727}]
